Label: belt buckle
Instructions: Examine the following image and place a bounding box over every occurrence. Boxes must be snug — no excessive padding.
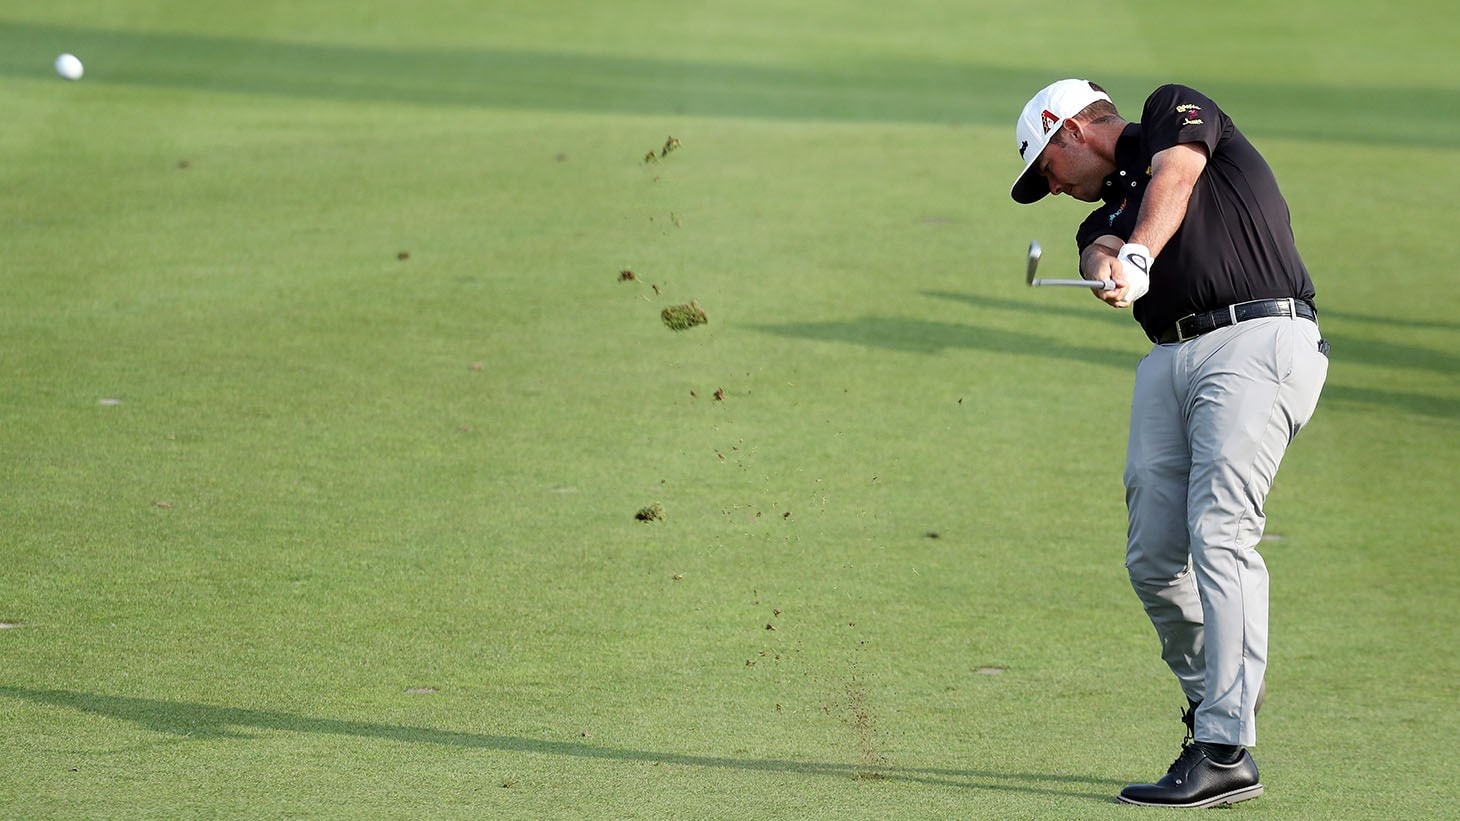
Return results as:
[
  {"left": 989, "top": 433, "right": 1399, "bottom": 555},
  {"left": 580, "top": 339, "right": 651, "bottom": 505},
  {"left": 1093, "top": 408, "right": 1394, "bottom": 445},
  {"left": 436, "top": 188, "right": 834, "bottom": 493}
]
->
[{"left": 1174, "top": 313, "right": 1199, "bottom": 342}]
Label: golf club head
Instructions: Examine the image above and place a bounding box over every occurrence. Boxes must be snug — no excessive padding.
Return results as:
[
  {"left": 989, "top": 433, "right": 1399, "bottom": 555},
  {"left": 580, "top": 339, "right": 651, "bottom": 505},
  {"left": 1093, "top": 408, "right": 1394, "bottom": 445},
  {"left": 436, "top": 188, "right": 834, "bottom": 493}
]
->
[{"left": 1025, "top": 241, "right": 1041, "bottom": 286}]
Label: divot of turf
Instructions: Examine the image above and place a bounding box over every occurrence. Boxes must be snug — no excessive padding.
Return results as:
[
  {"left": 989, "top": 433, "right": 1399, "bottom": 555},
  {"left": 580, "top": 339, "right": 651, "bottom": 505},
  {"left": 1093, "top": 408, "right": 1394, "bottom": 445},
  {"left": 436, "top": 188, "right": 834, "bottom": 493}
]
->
[{"left": 661, "top": 302, "right": 707, "bottom": 330}]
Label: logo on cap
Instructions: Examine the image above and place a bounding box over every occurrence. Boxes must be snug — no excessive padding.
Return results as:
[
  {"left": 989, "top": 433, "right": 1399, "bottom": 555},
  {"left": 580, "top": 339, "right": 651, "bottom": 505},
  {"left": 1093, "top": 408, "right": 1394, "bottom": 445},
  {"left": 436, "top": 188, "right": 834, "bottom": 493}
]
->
[
  {"left": 1019, "top": 140, "right": 1029, "bottom": 158},
  {"left": 1041, "top": 110, "right": 1059, "bottom": 134}
]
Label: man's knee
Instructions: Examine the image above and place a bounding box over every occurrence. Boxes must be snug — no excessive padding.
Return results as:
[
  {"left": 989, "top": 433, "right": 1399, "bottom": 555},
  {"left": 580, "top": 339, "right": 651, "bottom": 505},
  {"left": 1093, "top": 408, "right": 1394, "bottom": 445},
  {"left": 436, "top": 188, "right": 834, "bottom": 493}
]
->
[{"left": 1126, "top": 553, "right": 1193, "bottom": 592}]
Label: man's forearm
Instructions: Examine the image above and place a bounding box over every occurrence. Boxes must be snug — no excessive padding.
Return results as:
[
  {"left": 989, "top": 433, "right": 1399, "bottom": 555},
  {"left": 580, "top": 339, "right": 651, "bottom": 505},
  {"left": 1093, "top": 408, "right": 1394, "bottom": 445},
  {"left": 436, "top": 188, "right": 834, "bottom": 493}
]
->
[{"left": 1129, "top": 143, "right": 1207, "bottom": 257}]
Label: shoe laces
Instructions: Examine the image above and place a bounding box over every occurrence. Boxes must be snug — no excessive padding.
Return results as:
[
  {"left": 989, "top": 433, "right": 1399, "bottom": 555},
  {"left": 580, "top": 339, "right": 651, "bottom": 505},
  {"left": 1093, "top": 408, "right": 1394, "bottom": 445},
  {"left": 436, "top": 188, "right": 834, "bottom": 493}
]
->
[
  {"left": 1180, "top": 703, "right": 1197, "bottom": 745},
  {"left": 1167, "top": 738, "right": 1205, "bottom": 774}
]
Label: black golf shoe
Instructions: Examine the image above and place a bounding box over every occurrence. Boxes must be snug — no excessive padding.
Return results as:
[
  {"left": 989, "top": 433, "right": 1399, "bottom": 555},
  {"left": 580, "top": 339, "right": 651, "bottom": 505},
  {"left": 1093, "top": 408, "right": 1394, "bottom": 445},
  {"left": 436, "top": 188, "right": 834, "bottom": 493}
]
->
[{"left": 1117, "top": 743, "right": 1264, "bottom": 808}]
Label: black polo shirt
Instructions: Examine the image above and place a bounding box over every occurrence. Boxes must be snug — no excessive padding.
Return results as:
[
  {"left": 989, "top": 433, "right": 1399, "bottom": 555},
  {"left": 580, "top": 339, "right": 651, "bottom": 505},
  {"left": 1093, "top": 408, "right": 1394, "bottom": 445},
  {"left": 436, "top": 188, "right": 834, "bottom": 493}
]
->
[{"left": 1076, "top": 85, "right": 1316, "bottom": 342}]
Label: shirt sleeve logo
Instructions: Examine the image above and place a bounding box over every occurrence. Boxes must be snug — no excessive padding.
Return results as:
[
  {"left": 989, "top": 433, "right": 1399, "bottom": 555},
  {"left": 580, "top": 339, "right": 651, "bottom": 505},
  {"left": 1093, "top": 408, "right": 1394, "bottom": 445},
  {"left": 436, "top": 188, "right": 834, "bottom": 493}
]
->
[{"left": 1176, "top": 103, "right": 1203, "bottom": 126}]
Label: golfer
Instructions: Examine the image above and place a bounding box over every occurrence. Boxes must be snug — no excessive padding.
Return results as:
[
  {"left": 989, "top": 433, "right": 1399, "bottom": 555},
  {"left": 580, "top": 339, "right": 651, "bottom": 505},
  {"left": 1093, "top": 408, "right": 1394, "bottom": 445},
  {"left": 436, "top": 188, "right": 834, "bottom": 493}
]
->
[{"left": 1009, "top": 79, "right": 1329, "bottom": 808}]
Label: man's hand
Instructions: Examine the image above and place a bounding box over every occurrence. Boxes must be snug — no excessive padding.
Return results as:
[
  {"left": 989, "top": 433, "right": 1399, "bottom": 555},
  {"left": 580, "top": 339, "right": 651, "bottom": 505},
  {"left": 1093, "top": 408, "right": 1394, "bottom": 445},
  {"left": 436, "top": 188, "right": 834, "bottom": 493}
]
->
[{"left": 1081, "top": 237, "right": 1146, "bottom": 307}]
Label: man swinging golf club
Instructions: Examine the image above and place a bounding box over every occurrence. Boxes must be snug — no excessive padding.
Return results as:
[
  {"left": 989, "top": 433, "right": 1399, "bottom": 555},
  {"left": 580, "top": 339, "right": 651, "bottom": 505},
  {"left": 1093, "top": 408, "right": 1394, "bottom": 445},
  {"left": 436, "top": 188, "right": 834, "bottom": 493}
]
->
[{"left": 1009, "top": 79, "right": 1329, "bottom": 807}]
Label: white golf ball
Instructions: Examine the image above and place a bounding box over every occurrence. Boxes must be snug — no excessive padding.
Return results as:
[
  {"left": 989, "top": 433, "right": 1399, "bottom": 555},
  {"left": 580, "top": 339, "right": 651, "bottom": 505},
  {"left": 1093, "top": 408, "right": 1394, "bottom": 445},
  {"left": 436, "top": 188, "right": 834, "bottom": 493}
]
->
[{"left": 55, "top": 53, "right": 84, "bottom": 81}]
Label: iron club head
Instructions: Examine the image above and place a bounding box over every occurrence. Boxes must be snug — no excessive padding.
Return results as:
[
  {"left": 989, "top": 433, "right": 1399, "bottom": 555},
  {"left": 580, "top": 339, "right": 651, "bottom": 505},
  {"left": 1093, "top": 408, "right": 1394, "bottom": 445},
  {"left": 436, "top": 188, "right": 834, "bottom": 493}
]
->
[{"left": 1025, "top": 241, "right": 1042, "bottom": 286}]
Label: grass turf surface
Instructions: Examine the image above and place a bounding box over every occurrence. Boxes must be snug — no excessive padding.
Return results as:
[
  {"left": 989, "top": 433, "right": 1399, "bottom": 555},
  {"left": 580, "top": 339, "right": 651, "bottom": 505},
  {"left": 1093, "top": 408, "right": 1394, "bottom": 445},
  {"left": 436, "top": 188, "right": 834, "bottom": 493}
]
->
[{"left": 2, "top": 1, "right": 1457, "bottom": 817}]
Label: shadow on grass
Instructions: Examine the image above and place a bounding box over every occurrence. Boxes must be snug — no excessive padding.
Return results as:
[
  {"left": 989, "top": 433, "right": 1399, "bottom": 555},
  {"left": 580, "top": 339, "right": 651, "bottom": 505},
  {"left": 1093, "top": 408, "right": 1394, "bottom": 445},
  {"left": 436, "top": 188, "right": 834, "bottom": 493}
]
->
[
  {"left": 750, "top": 316, "right": 1137, "bottom": 367},
  {"left": 1319, "top": 308, "right": 1460, "bottom": 334},
  {"left": 1, "top": 685, "right": 1121, "bottom": 803},
  {"left": 923, "top": 291, "right": 1135, "bottom": 328},
  {"left": 1, "top": 20, "right": 1458, "bottom": 147},
  {"left": 925, "top": 290, "right": 1460, "bottom": 371},
  {"left": 1316, "top": 384, "right": 1460, "bottom": 421},
  {"left": 918, "top": 291, "right": 1460, "bottom": 420}
]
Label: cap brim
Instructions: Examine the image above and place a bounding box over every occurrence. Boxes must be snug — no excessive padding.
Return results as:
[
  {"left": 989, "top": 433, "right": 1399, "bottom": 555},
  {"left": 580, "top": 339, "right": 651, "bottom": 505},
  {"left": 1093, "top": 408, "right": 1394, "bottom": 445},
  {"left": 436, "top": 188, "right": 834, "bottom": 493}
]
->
[
  {"left": 1010, "top": 133, "right": 1055, "bottom": 204},
  {"left": 1010, "top": 161, "right": 1050, "bottom": 204}
]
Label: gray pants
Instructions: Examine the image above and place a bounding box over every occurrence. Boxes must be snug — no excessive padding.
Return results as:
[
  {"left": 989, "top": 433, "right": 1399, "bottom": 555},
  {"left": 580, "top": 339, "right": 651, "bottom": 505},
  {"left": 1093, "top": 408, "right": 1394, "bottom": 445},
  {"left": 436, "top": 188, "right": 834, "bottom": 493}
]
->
[{"left": 1125, "top": 315, "right": 1328, "bottom": 747}]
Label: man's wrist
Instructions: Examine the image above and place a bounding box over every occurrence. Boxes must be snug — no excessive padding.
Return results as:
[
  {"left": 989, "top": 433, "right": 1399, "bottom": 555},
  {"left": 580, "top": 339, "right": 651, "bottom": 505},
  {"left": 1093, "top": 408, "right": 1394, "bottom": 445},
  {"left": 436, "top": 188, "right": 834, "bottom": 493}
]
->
[
  {"left": 1117, "top": 243, "right": 1153, "bottom": 302},
  {"left": 1118, "top": 243, "right": 1153, "bottom": 274}
]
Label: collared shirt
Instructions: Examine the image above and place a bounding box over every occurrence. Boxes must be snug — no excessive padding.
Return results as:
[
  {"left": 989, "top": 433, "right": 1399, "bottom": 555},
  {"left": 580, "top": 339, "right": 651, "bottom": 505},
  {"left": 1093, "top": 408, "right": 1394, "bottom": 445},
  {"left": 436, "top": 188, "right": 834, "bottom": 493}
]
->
[{"left": 1076, "top": 85, "right": 1317, "bottom": 342}]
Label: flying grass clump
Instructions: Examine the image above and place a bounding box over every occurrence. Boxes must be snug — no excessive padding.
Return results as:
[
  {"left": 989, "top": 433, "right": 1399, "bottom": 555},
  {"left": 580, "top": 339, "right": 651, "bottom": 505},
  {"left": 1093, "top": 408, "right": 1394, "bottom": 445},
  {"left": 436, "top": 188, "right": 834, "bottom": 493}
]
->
[
  {"left": 661, "top": 302, "right": 707, "bottom": 331},
  {"left": 643, "top": 135, "right": 682, "bottom": 164},
  {"left": 635, "top": 504, "right": 665, "bottom": 522}
]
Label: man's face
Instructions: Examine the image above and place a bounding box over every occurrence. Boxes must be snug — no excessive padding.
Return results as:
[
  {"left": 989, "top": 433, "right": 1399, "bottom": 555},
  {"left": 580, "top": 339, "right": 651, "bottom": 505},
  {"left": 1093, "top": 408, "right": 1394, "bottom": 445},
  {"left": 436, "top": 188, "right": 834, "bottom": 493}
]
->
[{"left": 1035, "top": 125, "right": 1109, "bottom": 202}]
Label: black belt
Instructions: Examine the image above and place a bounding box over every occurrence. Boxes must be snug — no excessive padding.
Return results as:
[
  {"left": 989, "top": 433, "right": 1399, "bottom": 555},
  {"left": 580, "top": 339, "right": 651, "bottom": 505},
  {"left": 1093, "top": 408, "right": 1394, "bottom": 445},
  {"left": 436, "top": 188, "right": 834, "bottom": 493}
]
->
[{"left": 1156, "top": 298, "right": 1316, "bottom": 344}]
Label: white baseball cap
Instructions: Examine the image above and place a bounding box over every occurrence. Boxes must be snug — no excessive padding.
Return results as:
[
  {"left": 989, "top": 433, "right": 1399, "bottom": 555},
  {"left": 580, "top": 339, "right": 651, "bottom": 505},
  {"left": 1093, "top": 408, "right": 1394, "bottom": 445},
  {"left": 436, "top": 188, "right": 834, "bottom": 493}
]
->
[{"left": 1010, "top": 79, "right": 1111, "bottom": 204}]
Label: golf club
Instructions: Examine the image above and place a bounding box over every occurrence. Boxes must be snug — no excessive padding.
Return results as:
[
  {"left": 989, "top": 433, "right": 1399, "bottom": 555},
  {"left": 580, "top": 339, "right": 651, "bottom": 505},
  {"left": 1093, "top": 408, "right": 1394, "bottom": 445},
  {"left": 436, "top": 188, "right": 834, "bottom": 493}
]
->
[{"left": 1026, "top": 241, "right": 1115, "bottom": 290}]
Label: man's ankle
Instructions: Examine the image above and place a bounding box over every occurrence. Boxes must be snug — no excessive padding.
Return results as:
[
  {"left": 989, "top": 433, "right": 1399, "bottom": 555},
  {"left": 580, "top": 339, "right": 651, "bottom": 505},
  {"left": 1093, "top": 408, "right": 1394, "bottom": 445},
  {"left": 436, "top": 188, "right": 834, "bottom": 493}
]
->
[{"left": 1195, "top": 741, "right": 1244, "bottom": 764}]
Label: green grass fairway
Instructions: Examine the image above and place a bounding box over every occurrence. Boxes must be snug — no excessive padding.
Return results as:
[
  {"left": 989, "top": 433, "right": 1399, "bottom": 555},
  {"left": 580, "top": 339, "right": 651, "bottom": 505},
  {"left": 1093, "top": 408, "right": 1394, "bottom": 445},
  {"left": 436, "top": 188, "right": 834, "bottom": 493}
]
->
[{"left": 2, "top": 2, "right": 1457, "bottom": 818}]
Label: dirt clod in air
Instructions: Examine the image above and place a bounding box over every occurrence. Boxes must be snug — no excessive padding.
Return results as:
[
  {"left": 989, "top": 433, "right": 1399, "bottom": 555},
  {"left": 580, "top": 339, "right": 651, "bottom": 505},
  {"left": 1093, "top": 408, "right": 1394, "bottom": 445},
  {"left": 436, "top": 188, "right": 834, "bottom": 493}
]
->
[
  {"left": 635, "top": 504, "right": 665, "bottom": 522},
  {"left": 642, "top": 136, "right": 681, "bottom": 164},
  {"left": 845, "top": 676, "right": 887, "bottom": 779},
  {"left": 661, "top": 302, "right": 707, "bottom": 331}
]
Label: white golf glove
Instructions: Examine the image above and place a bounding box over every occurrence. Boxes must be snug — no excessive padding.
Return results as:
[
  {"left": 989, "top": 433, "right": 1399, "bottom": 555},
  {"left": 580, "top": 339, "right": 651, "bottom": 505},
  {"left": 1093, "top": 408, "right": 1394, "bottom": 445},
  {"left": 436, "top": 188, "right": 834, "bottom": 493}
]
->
[{"left": 1117, "top": 243, "right": 1152, "bottom": 303}]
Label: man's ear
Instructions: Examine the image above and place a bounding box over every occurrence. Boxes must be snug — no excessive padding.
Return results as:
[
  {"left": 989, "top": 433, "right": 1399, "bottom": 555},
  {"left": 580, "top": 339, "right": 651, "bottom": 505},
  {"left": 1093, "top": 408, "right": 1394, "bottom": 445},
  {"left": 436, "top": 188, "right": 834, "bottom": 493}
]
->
[{"left": 1063, "top": 118, "right": 1086, "bottom": 144}]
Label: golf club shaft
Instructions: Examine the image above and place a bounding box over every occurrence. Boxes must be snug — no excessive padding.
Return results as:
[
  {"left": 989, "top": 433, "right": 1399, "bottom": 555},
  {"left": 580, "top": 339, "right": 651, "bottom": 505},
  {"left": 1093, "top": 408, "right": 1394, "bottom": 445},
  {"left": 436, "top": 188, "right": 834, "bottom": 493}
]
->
[
  {"left": 1032, "top": 277, "right": 1116, "bottom": 290},
  {"left": 1026, "top": 240, "right": 1115, "bottom": 291}
]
